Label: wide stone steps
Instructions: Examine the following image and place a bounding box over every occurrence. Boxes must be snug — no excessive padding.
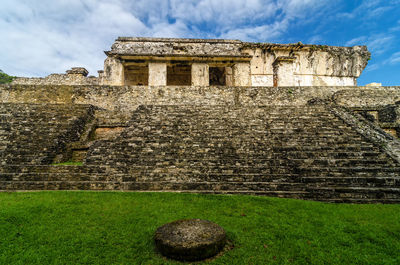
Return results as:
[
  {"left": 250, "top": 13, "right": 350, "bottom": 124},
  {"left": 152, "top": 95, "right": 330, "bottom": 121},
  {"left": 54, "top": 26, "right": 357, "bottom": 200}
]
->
[
  {"left": 299, "top": 166, "right": 400, "bottom": 173},
  {"left": 1, "top": 178, "right": 398, "bottom": 203},
  {"left": 120, "top": 182, "right": 400, "bottom": 203},
  {"left": 0, "top": 173, "right": 115, "bottom": 182},
  {"left": 305, "top": 187, "right": 400, "bottom": 200},
  {"left": 0, "top": 103, "right": 94, "bottom": 165},
  {"left": 301, "top": 177, "right": 400, "bottom": 187},
  {"left": 0, "top": 164, "right": 119, "bottom": 190},
  {"left": 2, "top": 103, "right": 400, "bottom": 203},
  {"left": 88, "top": 156, "right": 391, "bottom": 164},
  {"left": 0, "top": 181, "right": 121, "bottom": 191},
  {"left": 0, "top": 165, "right": 109, "bottom": 173}
]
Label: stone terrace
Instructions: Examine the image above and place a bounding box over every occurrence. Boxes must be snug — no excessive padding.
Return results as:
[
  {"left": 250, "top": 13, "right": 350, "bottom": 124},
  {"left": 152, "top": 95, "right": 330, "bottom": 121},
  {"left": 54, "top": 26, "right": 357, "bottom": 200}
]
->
[
  {"left": 0, "top": 103, "right": 94, "bottom": 165},
  {"left": 1, "top": 101, "right": 399, "bottom": 203}
]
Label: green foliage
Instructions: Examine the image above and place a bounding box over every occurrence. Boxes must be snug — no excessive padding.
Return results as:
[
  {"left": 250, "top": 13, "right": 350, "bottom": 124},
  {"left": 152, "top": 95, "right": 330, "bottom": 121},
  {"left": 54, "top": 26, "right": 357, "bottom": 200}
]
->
[
  {"left": 309, "top": 44, "right": 318, "bottom": 52},
  {"left": 0, "top": 71, "right": 15, "bottom": 84},
  {"left": 0, "top": 192, "right": 399, "bottom": 264}
]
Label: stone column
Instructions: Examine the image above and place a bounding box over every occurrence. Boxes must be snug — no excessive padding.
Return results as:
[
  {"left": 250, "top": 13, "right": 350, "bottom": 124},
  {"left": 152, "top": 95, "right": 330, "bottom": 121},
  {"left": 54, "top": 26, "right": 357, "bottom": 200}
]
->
[
  {"left": 273, "top": 56, "right": 296, "bottom": 87},
  {"left": 103, "top": 57, "right": 124, "bottom": 85},
  {"left": 233, "top": 62, "right": 251, "bottom": 86},
  {"left": 191, "top": 63, "right": 209, "bottom": 86},
  {"left": 225, "top": 67, "right": 233, "bottom": 86},
  {"left": 149, "top": 62, "right": 167, "bottom": 86}
]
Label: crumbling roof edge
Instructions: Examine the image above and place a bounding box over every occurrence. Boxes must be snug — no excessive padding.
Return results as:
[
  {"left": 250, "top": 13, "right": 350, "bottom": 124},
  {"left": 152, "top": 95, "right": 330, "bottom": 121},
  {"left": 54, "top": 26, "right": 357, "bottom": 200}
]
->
[
  {"left": 116, "top": 37, "right": 242, "bottom": 44},
  {"left": 105, "top": 52, "right": 252, "bottom": 59},
  {"left": 241, "top": 42, "right": 369, "bottom": 51},
  {"left": 115, "top": 37, "right": 368, "bottom": 49}
]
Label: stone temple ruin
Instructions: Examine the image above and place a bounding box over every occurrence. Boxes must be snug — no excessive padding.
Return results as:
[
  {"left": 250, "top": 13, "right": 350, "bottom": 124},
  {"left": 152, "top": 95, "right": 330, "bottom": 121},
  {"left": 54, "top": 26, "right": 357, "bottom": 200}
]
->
[
  {"left": 14, "top": 37, "right": 370, "bottom": 87},
  {"left": 1, "top": 37, "right": 400, "bottom": 203}
]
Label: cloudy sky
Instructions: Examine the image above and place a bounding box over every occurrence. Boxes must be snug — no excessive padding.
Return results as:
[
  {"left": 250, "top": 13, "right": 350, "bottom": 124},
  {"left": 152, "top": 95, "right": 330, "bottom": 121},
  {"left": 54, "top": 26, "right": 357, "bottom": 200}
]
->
[{"left": 1, "top": 0, "right": 399, "bottom": 85}]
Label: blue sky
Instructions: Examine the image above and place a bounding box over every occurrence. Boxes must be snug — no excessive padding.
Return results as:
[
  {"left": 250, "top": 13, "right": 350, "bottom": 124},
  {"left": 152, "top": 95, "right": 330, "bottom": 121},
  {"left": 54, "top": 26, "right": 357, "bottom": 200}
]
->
[{"left": 1, "top": 0, "right": 399, "bottom": 85}]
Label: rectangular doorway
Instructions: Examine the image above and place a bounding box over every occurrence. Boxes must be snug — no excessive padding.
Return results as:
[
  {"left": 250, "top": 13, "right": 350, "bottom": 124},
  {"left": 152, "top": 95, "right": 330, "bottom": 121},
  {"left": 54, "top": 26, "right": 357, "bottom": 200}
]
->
[
  {"left": 209, "top": 67, "right": 226, "bottom": 86},
  {"left": 124, "top": 65, "right": 148, "bottom": 86},
  {"left": 167, "top": 63, "right": 191, "bottom": 86}
]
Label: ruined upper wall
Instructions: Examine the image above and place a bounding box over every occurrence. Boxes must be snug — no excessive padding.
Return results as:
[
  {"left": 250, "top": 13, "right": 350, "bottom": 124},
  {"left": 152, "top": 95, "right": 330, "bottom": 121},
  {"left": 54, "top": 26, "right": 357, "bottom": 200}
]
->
[
  {"left": 11, "top": 37, "right": 371, "bottom": 87},
  {"left": 241, "top": 42, "right": 370, "bottom": 78},
  {"left": 107, "top": 37, "right": 369, "bottom": 67},
  {"left": 12, "top": 67, "right": 99, "bottom": 86},
  {"left": 107, "top": 37, "right": 246, "bottom": 57},
  {"left": 2, "top": 84, "right": 398, "bottom": 112},
  {"left": 104, "top": 37, "right": 370, "bottom": 86}
]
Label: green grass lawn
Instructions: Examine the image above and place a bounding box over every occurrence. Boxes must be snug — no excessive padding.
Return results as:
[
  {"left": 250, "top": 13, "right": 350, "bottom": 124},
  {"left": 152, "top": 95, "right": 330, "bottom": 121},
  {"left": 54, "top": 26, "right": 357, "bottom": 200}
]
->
[{"left": 0, "top": 192, "right": 399, "bottom": 264}]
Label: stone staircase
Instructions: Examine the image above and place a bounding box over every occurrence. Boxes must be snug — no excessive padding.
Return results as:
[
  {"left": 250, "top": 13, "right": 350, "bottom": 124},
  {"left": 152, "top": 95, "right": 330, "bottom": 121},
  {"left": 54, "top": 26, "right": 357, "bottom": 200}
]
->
[
  {"left": 0, "top": 103, "right": 94, "bottom": 165},
  {"left": 0, "top": 165, "right": 119, "bottom": 190},
  {"left": 1, "top": 103, "right": 399, "bottom": 203},
  {"left": 85, "top": 104, "right": 400, "bottom": 202}
]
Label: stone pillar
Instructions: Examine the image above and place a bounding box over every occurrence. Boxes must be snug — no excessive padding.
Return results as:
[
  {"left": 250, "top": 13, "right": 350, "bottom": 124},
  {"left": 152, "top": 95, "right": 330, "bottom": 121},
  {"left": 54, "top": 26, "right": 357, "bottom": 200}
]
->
[
  {"left": 191, "top": 63, "right": 209, "bottom": 86},
  {"left": 103, "top": 57, "right": 124, "bottom": 85},
  {"left": 225, "top": 67, "right": 233, "bottom": 86},
  {"left": 233, "top": 62, "right": 251, "bottom": 86},
  {"left": 149, "top": 62, "right": 167, "bottom": 86},
  {"left": 273, "top": 56, "right": 296, "bottom": 87}
]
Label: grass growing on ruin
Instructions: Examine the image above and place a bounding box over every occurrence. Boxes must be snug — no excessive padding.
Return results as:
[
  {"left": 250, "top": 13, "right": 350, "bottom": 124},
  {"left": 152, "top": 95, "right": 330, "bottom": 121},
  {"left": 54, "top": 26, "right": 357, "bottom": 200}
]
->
[
  {"left": 0, "top": 71, "right": 15, "bottom": 84},
  {"left": 0, "top": 192, "right": 399, "bottom": 265}
]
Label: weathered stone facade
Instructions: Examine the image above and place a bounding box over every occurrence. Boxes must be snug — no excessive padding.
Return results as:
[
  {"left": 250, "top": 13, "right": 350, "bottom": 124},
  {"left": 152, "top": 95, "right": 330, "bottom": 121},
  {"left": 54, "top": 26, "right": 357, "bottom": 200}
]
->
[
  {"left": 12, "top": 37, "right": 370, "bottom": 87},
  {"left": 101, "top": 38, "right": 369, "bottom": 87},
  {"left": 12, "top": 67, "right": 98, "bottom": 85},
  {"left": 1, "top": 82, "right": 400, "bottom": 202},
  {"left": 1, "top": 99, "right": 399, "bottom": 203},
  {"left": 2, "top": 84, "right": 400, "bottom": 113},
  {"left": 3, "top": 37, "right": 400, "bottom": 203}
]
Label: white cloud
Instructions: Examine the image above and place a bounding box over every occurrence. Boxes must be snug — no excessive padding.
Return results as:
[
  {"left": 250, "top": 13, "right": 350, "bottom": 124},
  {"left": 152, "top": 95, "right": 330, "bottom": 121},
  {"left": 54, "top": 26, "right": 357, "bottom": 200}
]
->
[
  {"left": 2, "top": 0, "right": 396, "bottom": 79},
  {"left": 364, "top": 63, "right": 380, "bottom": 72},
  {"left": 344, "top": 34, "right": 395, "bottom": 55},
  {"left": 337, "top": 0, "right": 399, "bottom": 21},
  {"left": 367, "top": 35, "right": 395, "bottom": 55},
  {"left": 169, "top": 0, "right": 273, "bottom": 30},
  {"left": 151, "top": 20, "right": 191, "bottom": 38},
  {"left": 345, "top": 36, "right": 367, "bottom": 46},
  {"left": 220, "top": 20, "right": 289, "bottom": 42},
  {"left": 387, "top": 52, "right": 400, "bottom": 65},
  {"left": 0, "top": 0, "right": 150, "bottom": 77},
  {"left": 1, "top": 0, "right": 331, "bottom": 77},
  {"left": 389, "top": 20, "right": 400, "bottom": 32}
]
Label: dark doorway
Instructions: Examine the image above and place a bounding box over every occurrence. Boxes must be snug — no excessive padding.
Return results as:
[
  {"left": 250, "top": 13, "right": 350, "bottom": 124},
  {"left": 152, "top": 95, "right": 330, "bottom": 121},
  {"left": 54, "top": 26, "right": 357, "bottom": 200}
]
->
[
  {"left": 209, "top": 67, "right": 226, "bottom": 86},
  {"left": 167, "top": 63, "right": 191, "bottom": 85},
  {"left": 124, "top": 65, "right": 148, "bottom": 85}
]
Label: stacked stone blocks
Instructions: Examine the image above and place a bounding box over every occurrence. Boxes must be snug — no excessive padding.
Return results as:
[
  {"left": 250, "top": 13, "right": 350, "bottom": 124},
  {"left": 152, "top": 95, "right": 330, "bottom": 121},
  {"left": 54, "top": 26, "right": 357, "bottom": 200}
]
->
[{"left": 1, "top": 101, "right": 399, "bottom": 203}]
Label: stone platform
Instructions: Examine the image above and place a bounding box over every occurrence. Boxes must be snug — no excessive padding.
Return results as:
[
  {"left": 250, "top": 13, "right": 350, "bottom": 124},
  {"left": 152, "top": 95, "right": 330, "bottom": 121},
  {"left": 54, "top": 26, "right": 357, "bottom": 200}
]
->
[{"left": 0, "top": 100, "right": 399, "bottom": 203}]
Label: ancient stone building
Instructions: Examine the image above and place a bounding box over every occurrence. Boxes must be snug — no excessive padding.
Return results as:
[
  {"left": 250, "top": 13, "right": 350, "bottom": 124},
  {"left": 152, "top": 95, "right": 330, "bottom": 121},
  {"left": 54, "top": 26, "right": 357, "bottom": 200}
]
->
[
  {"left": 13, "top": 37, "right": 370, "bottom": 87},
  {"left": 3, "top": 37, "right": 400, "bottom": 203},
  {"left": 99, "top": 37, "right": 369, "bottom": 87}
]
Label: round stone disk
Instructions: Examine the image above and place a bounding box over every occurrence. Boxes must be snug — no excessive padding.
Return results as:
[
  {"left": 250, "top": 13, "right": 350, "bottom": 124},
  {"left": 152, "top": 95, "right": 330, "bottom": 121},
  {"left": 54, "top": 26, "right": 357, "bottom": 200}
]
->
[{"left": 154, "top": 219, "right": 226, "bottom": 261}]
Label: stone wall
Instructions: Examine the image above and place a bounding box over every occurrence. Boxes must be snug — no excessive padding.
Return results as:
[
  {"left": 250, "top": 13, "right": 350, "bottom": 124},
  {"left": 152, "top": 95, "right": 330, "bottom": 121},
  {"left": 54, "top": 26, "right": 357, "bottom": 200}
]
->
[
  {"left": 2, "top": 102, "right": 399, "bottom": 202},
  {"left": 352, "top": 103, "right": 400, "bottom": 138},
  {"left": 332, "top": 87, "right": 400, "bottom": 107},
  {"left": 2, "top": 84, "right": 400, "bottom": 112},
  {"left": 12, "top": 68, "right": 99, "bottom": 86},
  {"left": 102, "top": 38, "right": 370, "bottom": 87},
  {"left": 108, "top": 37, "right": 244, "bottom": 57},
  {"left": 244, "top": 45, "right": 368, "bottom": 86},
  {"left": 9, "top": 38, "right": 370, "bottom": 87},
  {"left": 0, "top": 103, "right": 94, "bottom": 165}
]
